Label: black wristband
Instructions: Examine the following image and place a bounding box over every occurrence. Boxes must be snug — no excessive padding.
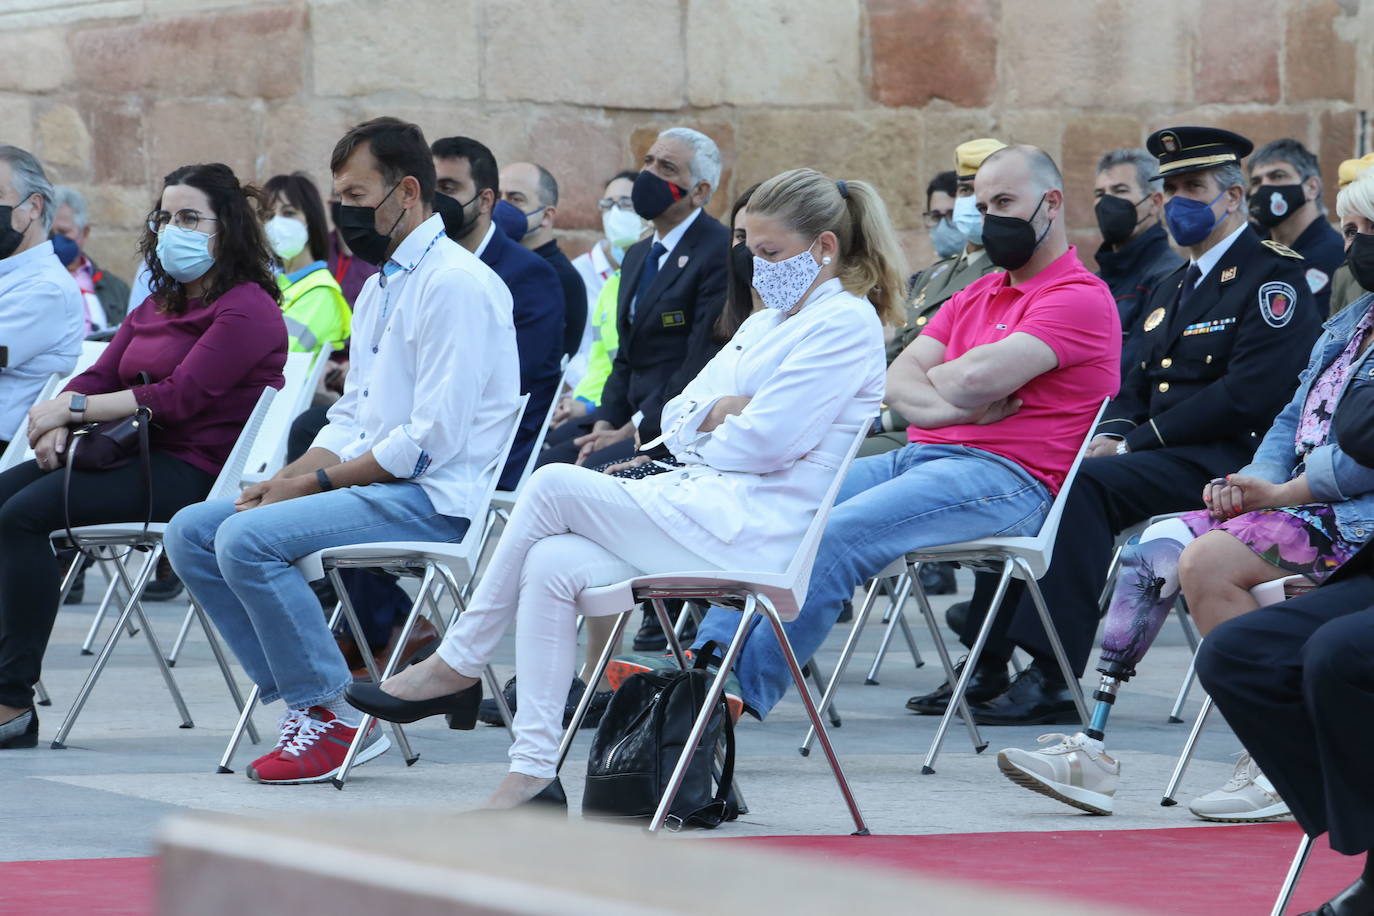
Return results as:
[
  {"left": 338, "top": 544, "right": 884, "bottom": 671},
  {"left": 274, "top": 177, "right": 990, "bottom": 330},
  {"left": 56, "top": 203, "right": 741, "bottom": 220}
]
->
[{"left": 315, "top": 468, "right": 334, "bottom": 492}]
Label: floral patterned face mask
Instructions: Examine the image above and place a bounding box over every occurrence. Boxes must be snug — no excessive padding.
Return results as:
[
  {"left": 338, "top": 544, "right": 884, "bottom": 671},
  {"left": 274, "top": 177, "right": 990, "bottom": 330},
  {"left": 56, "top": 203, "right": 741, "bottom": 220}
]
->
[{"left": 751, "top": 239, "right": 826, "bottom": 311}]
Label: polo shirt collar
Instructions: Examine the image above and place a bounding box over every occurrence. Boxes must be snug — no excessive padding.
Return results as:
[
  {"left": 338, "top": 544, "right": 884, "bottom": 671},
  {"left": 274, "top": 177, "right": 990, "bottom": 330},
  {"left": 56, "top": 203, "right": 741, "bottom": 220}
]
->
[{"left": 989, "top": 246, "right": 1081, "bottom": 297}]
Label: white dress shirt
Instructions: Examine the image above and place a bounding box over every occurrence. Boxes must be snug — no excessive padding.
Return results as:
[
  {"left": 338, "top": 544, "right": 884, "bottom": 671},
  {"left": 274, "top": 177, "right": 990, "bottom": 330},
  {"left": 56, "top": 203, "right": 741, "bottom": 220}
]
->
[
  {"left": 312, "top": 214, "right": 520, "bottom": 520},
  {"left": 1191, "top": 221, "right": 1248, "bottom": 285},
  {"left": 652, "top": 207, "right": 702, "bottom": 268},
  {"left": 0, "top": 240, "right": 83, "bottom": 437},
  {"left": 627, "top": 278, "right": 885, "bottom": 573}
]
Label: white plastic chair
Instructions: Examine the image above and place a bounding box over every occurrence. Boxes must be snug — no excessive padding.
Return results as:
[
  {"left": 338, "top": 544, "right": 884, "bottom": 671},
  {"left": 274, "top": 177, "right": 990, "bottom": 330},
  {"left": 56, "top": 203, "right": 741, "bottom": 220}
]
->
[
  {"left": 0, "top": 341, "right": 109, "bottom": 474},
  {"left": 1159, "top": 573, "right": 1307, "bottom": 807},
  {"left": 215, "top": 395, "right": 529, "bottom": 787},
  {"left": 562, "top": 423, "right": 875, "bottom": 835},
  {"left": 1271, "top": 833, "right": 1314, "bottom": 916},
  {"left": 47, "top": 387, "right": 276, "bottom": 749}
]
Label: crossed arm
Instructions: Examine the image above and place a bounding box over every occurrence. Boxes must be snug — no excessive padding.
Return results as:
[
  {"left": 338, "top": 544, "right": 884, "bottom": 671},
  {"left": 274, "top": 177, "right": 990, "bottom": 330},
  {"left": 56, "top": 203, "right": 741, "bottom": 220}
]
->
[{"left": 885, "top": 332, "right": 1059, "bottom": 429}]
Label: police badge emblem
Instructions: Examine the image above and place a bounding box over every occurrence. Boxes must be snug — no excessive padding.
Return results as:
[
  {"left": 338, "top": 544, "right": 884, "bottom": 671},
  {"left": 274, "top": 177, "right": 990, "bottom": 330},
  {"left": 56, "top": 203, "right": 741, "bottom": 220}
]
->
[
  {"left": 1269, "top": 189, "right": 1289, "bottom": 218},
  {"left": 1143, "top": 306, "right": 1166, "bottom": 332},
  {"left": 1258, "top": 281, "right": 1298, "bottom": 328}
]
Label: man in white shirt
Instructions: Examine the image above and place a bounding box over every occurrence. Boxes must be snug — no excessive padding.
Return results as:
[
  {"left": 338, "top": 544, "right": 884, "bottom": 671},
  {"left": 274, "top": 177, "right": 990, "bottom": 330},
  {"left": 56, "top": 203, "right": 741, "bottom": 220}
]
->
[
  {"left": 0, "top": 146, "right": 83, "bottom": 446},
  {"left": 164, "top": 117, "right": 520, "bottom": 786}
]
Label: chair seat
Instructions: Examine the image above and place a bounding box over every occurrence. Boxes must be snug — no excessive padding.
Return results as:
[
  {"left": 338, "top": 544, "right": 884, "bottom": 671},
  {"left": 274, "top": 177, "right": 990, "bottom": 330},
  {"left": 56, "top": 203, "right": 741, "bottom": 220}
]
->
[
  {"left": 50, "top": 522, "right": 169, "bottom": 546},
  {"left": 489, "top": 489, "right": 517, "bottom": 511},
  {"left": 293, "top": 540, "right": 480, "bottom": 582},
  {"left": 575, "top": 570, "right": 801, "bottom": 620}
]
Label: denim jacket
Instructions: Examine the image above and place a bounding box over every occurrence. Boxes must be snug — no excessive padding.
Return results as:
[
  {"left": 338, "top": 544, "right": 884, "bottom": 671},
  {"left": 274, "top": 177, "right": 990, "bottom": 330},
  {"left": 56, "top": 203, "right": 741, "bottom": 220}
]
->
[{"left": 1239, "top": 292, "right": 1374, "bottom": 543}]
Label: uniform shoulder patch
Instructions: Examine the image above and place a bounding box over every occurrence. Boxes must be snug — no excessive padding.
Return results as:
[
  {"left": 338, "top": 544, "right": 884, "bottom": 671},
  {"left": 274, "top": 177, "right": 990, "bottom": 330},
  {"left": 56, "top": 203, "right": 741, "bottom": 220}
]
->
[
  {"left": 1258, "top": 281, "right": 1298, "bottom": 328},
  {"left": 1305, "top": 267, "right": 1330, "bottom": 294},
  {"left": 1261, "top": 239, "right": 1305, "bottom": 260}
]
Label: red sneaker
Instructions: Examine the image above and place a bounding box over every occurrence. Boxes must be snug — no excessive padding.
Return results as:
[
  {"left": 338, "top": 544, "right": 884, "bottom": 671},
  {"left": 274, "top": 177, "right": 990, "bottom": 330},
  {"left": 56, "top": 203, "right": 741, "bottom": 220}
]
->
[{"left": 247, "top": 707, "right": 390, "bottom": 785}]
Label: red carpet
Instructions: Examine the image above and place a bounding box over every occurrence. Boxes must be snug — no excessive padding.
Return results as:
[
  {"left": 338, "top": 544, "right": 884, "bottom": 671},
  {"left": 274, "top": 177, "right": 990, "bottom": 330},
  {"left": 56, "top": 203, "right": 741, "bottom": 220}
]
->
[
  {"left": 735, "top": 823, "right": 1357, "bottom": 915},
  {"left": 0, "top": 825, "right": 1358, "bottom": 914}
]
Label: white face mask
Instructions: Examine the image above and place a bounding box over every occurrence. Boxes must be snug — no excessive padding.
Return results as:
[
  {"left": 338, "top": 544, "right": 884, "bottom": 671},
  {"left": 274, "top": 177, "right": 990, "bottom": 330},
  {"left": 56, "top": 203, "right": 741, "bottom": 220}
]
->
[
  {"left": 752, "top": 240, "right": 826, "bottom": 312},
  {"left": 952, "top": 194, "right": 984, "bottom": 246},
  {"left": 265, "top": 215, "right": 309, "bottom": 262},
  {"left": 601, "top": 207, "right": 645, "bottom": 250}
]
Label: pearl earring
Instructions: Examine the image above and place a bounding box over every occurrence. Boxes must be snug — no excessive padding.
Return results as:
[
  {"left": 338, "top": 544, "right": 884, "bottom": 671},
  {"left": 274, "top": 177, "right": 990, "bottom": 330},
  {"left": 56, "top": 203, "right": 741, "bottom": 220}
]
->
[{"left": 822, "top": 256, "right": 831, "bottom": 265}]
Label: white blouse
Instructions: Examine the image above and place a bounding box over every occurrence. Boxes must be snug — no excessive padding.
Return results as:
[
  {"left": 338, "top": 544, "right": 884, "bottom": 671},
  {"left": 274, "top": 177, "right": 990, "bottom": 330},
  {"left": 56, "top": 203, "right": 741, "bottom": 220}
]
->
[{"left": 626, "top": 278, "right": 885, "bottom": 572}]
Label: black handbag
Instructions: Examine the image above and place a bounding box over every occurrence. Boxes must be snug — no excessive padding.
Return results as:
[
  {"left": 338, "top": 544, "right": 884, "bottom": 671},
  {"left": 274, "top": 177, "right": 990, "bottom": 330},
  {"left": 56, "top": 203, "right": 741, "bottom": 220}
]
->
[
  {"left": 61, "top": 403, "right": 154, "bottom": 558},
  {"left": 583, "top": 643, "right": 738, "bottom": 830}
]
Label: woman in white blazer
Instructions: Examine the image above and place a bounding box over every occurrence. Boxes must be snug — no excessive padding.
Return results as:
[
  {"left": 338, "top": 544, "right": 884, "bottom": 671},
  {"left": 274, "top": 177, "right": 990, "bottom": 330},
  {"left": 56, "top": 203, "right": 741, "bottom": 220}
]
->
[{"left": 347, "top": 168, "right": 909, "bottom": 808}]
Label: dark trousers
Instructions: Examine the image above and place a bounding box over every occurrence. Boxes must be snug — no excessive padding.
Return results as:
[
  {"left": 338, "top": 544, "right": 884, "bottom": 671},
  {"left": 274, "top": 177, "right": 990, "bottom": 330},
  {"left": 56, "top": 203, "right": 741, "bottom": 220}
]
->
[
  {"left": 0, "top": 454, "right": 213, "bottom": 708},
  {"left": 960, "top": 446, "right": 1237, "bottom": 676},
  {"left": 536, "top": 422, "right": 637, "bottom": 469},
  {"left": 1196, "top": 573, "right": 1374, "bottom": 855},
  {"left": 287, "top": 406, "right": 331, "bottom": 465}
]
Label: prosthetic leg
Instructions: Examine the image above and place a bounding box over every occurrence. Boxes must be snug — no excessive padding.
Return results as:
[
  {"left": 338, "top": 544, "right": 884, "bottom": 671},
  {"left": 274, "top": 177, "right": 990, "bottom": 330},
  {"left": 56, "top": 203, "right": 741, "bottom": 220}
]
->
[{"left": 1085, "top": 535, "right": 1188, "bottom": 740}]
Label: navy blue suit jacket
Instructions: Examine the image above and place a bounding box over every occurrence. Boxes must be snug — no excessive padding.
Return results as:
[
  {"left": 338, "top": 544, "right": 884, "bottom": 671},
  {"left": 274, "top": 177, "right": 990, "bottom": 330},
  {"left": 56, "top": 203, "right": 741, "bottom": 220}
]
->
[{"left": 480, "top": 223, "right": 565, "bottom": 489}]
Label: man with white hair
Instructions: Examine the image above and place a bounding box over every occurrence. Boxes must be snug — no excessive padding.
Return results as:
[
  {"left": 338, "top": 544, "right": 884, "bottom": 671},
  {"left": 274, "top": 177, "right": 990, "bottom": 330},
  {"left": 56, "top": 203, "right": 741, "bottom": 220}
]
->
[
  {"left": 541, "top": 126, "right": 731, "bottom": 470},
  {"left": 51, "top": 185, "right": 131, "bottom": 335},
  {"left": 0, "top": 146, "right": 83, "bottom": 447}
]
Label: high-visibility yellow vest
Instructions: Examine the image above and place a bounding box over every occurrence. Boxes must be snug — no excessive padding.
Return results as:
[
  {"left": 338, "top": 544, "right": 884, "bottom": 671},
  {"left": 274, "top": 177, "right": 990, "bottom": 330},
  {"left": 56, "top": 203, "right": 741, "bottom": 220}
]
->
[
  {"left": 572, "top": 271, "right": 621, "bottom": 406},
  {"left": 277, "top": 265, "right": 351, "bottom": 354}
]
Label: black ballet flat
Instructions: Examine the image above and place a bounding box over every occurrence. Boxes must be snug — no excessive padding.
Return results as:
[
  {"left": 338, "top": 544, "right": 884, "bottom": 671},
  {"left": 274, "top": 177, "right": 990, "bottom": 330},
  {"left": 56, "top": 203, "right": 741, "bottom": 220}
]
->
[
  {"left": 344, "top": 680, "right": 482, "bottom": 729},
  {"left": 0, "top": 708, "right": 37, "bottom": 749},
  {"left": 520, "top": 777, "right": 567, "bottom": 809}
]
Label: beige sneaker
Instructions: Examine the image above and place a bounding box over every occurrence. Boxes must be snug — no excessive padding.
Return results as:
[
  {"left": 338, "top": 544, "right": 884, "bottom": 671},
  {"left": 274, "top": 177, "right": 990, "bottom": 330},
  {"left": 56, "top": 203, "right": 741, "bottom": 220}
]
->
[
  {"left": 997, "top": 732, "right": 1119, "bottom": 815},
  {"left": 1187, "top": 752, "right": 1290, "bottom": 822}
]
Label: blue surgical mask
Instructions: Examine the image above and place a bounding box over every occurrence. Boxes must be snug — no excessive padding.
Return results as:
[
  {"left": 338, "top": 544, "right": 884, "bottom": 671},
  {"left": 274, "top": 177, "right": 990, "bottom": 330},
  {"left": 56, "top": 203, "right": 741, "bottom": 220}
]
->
[
  {"left": 951, "top": 195, "right": 984, "bottom": 246},
  {"left": 1164, "top": 189, "right": 1227, "bottom": 247},
  {"left": 492, "top": 199, "right": 528, "bottom": 243},
  {"left": 930, "top": 217, "right": 966, "bottom": 259},
  {"left": 156, "top": 225, "right": 216, "bottom": 283},
  {"left": 49, "top": 232, "right": 81, "bottom": 267}
]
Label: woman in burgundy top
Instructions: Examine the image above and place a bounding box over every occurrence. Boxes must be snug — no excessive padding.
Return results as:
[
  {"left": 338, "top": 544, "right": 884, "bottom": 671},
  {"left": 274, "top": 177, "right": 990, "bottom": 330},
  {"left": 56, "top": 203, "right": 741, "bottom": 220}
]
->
[{"left": 0, "top": 162, "right": 286, "bottom": 748}]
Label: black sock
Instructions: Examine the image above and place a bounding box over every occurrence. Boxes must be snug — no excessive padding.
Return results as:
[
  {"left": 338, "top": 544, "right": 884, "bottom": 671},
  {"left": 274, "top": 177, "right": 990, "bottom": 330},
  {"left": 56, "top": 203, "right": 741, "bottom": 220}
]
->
[
  {"left": 1362, "top": 850, "right": 1374, "bottom": 883},
  {"left": 1028, "top": 655, "right": 1067, "bottom": 685},
  {"left": 975, "top": 652, "right": 1009, "bottom": 675}
]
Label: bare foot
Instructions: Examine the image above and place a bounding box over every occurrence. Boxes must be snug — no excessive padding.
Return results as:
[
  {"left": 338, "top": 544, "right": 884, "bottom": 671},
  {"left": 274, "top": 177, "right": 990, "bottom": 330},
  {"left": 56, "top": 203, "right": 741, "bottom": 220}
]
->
[
  {"left": 380, "top": 653, "right": 477, "bottom": 701},
  {"left": 0, "top": 703, "right": 28, "bottom": 725},
  {"left": 482, "top": 772, "right": 555, "bottom": 809}
]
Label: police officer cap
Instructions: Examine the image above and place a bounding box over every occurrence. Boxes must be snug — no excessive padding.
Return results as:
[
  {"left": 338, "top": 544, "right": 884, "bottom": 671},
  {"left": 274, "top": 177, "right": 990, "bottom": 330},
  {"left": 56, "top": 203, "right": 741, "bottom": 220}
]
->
[
  {"left": 954, "top": 138, "right": 1008, "bottom": 181},
  {"left": 1147, "top": 126, "right": 1254, "bottom": 180},
  {"left": 1339, "top": 153, "right": 1374, "bottom": 189}
]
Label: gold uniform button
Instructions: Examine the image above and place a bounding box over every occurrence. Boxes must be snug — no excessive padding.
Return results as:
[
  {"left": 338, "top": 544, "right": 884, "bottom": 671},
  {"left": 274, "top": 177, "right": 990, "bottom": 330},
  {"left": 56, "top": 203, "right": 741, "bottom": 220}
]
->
[
  {"left": 916, "top": 315, "right": 927, "bottom": 326},
  {"left": 1139, "top": 361, "right": 1147, "bottom": 370},
  {"left": 1161, "top": 358, "right": 1173, "bottom": 368},
  {"left": 1158, "top": 382, "right": 1170, "bottom": 393},
  {"left": 1205, "top": 354, "right": 1213, "bottom": 364}
]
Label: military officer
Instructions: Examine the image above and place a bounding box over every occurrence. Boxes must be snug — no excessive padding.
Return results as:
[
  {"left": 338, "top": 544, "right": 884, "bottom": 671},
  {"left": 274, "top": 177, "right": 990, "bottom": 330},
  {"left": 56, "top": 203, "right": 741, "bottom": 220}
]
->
[
  {"left": 866, "top": 138, "right": 1006, "bottom": 457},
  {"left": 922, "top": 127, "right": 1324, "bottom": 726}
]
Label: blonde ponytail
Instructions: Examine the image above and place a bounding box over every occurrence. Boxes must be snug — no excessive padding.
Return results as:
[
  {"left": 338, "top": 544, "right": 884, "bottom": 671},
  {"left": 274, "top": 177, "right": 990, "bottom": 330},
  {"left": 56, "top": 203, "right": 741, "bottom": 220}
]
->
[{"left": 748, "top": 168, "right": 909, "bottom": 326}]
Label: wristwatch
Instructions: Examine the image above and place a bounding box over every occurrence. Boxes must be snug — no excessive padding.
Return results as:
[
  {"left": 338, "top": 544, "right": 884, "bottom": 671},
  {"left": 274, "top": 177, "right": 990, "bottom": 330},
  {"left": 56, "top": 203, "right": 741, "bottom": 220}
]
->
[
  {"left": 316, "top": 468, "right": 335, "bottom": 492},
  {"left": 68, "top": 393, "right": 87, "bottom": 421},
  {"left": 1115, "top": 440, "right": 1130, "bottom": 455}
]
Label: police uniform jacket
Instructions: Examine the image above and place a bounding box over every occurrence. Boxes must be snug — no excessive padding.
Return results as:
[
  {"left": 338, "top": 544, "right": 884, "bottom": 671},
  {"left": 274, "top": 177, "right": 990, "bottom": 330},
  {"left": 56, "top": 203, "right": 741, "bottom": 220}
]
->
[
  {"left": 1094, "top": 222, "right": 1185, "bottom": 380},
  {"left": 887, "top": 248, "right": 1000, "bottom": 362},
  {"left": 1287, "top": 216, "right": 1346, "bottom": 316},
  {"left": 1097, "top": 225, "right": 1321, "bottom": 459},
  {"left": 597, "top": 211, "right": 729, "bottom": 441}
]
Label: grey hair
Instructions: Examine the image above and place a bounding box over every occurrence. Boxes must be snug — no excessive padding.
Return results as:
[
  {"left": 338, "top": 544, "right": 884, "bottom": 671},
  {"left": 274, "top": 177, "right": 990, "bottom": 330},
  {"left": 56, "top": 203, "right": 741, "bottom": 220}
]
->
[
  {"left": 1097, "top": 148, "right": 1162, "bottom": 195},
  {"left": 1250, "top": 138, "right": 1323, "bottom": 213},
  {"left": 53, "top": 185, "right": 88, "bottom": 229},
  {"left": 1210, "top": 162, "right": 1248, "bottom": 200},
  {"left": 658, "top": 127, "right": 721, "bottom": 202},
  {"left": 1337, "top": 169, "right": 1374, "bottom": 222},
  {"left": 0, "top": 145, "right": 54, "bottom": 233}
]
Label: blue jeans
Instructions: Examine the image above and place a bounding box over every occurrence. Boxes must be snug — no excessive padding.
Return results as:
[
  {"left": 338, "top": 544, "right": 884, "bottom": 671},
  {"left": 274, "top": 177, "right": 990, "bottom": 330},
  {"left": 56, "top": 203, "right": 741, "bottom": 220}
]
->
[
  {"left": 694, "top": 443, "right": 1051, "bottom": 717},
  {"left": 164, "top": 483, "right": 469, "bottom": 709}
]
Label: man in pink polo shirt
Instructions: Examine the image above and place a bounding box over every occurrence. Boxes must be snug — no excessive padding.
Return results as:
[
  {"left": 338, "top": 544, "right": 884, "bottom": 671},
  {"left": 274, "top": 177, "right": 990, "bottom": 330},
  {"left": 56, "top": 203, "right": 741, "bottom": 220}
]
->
[{"left": 679, "top": 145, "right": 1120, "bottom": 719}]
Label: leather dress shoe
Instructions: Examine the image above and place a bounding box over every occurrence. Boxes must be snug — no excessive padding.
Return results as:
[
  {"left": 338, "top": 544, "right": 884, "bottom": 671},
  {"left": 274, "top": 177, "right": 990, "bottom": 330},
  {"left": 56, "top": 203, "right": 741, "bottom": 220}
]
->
[
  {"left": 1299, "top": 876, "right": 1374, "bottom": 915},
  {"left": 906, "top": 657, "right": 1009, "bottom": 715},
  {"left": 945, "top": 600, "right": 971, "bottom": 635},
  {"left": 344, "top": 679, "right": 482, "bottom": 729},
  {"left": 338, "top": 617, "right": 440, "bottom": 679},
  {"left": 965, "top": 665, "right": 1078, "bottom": 726},
  {"left": 632, "top": 604, "right": 698, "bottom": 652}
]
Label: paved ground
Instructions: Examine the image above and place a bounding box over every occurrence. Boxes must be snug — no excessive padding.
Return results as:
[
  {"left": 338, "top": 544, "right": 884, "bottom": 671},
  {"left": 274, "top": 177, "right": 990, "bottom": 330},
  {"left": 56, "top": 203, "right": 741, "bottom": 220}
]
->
[{"left": 3, "top": 568, "right": 1254, "bottom": 861}]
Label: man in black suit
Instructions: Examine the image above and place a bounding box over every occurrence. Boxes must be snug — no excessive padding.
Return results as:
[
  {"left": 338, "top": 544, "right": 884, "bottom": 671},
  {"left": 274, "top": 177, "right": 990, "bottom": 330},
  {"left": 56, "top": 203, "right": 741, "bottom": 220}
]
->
[
  {"left": 932, "top": 127, "right": 1323, "bottom": 725},
  {"left": 432, "top": 136, "right": 565, "bottom": 491},
  {"left": 539, "top": 126, "right": 730, "bottom": 468},
  {"left": 501, "top": 161, "right": 587, "bottom": 361}
]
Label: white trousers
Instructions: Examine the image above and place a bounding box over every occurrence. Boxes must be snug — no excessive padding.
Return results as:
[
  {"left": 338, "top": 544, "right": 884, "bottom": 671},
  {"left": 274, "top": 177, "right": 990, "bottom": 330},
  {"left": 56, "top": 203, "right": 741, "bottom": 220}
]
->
[{"left": 437, "top": 463, "right": 716, "bottom": 777}]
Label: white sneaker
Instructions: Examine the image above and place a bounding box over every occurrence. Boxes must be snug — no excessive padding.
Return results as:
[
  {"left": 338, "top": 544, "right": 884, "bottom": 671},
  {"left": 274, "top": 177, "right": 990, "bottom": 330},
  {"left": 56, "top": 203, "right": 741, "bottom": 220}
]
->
[
  {"left": 1188, "top": 752, "right": 1290, "bottom": 822},
  {"left": 997, "top": 732, "right": 1119, "bottom": 815}
]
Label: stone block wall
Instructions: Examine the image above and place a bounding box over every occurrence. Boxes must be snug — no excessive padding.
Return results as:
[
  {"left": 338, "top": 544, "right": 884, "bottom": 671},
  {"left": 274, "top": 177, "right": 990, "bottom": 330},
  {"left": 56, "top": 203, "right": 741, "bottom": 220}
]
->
[{"left": 1, "top": 0, "right": 1371, "bottom": 282}]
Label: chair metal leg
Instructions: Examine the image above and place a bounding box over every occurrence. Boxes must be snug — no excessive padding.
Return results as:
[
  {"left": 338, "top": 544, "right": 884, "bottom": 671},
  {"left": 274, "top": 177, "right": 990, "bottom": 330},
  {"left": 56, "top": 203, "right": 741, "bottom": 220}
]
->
[
  {"left": 909, "top": 566, "right": 986, "bottom": 754},
  {"left": 758, "top": 594, "right": 869, "bottom": 837},
  {"left": 1168, "top": 647, "right": 1200, "bottom": 724},
  {"left": 327, "top": 566, "right": 419, "bottom": 789},
  {"left": 800, "top": 576, "right": 884, "bottom": 756},
  {"left": 165, "top": 603, "right": 197, "bottom": 667},
  {"left": 1270, "top": 833, "right": 1314, "bottom": 916},
  {"left": 1162, "top": 694, "right": 1213, "bottom": 805},
  {"left": 803, "top": 658, "right": 842, "bottom": 728},
  {"left": 1017, "top": 558, "right": 1088, "bottom": 725},
  {"left": 922, "top": 559, "right": 1015, "bottom": 774},
  {"left": 79, "top": 557, "right": 125, "bottom": 655},
  {"left": 653, "top": 598, "right": 688, "bottom": 669},
  {"left": 1098, "top": 542, "right": 1125, "bottom": 613},
  {"left": 34, "top": 678, "right": 51, "bottom": 707},
  {"left": 864, "top": 575, "right": 912, "bottom": 684},
  {"left": 895, "top": 601, "right": 925, "bottom": 670},
  {"left": 557, "top": 610, "right": 632, "bottom": 771},
  {"left": 1175, "top": 601, "right": 1201, "bottom": 652},
  {"left": 217, "top": 684, "right": 261, "bottom": 774},
  {"left": 194, "top": 599, "right": 259, "bottom": 745},
  {"left": 52, "top": 547, "right": 165, "bottom": 748}
]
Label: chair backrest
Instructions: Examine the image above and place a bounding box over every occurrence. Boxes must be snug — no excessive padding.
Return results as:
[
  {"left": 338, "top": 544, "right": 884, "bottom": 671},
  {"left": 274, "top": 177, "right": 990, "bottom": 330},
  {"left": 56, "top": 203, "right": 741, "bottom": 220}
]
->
[
  {"left": 1015, "top": 397, "right": 1110, "bottom": 574},
  {"left": 242, "top": 350, "right": 317, "bottom": 477},
  {"left": 206, "top": 387, "right": 277, "bottom": 501},
  {"left": 2, "top": 341, "right": 110, "bottom": 468},
  {"left": 498, "top": 361, "right": 569, "bottom": 498},
  {"left": 457, "top": 393, "right": 530, "bottom": 559}
]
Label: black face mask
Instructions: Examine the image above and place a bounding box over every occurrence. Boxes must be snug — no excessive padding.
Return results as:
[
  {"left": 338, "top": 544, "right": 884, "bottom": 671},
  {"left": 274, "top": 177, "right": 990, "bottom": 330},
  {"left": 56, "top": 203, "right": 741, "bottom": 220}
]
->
[
  {"left": 434, "top": 190, "right": 481, "bottom": 242},
  {"left": 335, "top": 183, "right": 404, "bottom": 265},
  {"left": 730, "top": 241, "right": 753, "bottom": 288},
  {"left": 631, "top": 170, "right": 688, "bottom": 220},
  {"left": 1347, "top": 232, "right": 1374, "bottom": 293},
  {"left": 1095, "top": 195, "right": 1146, "bottom": 247},
  {"left": 0, "top": 202, "right": 32, "bottom": 260},
  {"left": 982, "top": 195, "right": 1050, "bottom": 271},
  {"left": 1249, "top": 184, "right": 1307, "bottom": 228}
]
